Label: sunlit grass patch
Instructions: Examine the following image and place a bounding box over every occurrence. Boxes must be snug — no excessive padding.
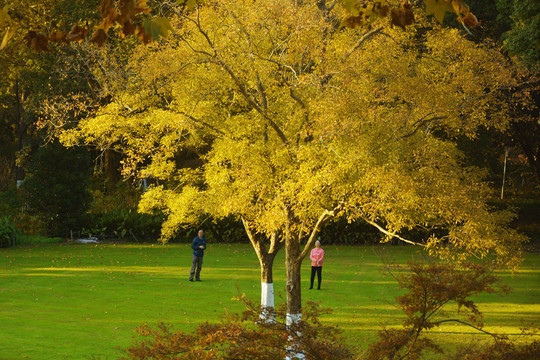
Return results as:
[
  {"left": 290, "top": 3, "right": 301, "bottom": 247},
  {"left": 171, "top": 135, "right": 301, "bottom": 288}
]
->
[{"left": 0, "top": 243, "right": 538, "bottom": 359}]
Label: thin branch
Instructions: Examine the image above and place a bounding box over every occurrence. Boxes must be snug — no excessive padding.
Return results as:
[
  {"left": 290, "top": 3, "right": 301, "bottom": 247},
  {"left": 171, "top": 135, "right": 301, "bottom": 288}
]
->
[
  {"left": 327, "top": 0, "right": 338, "bottom": 11},
  {"left": 399, "top": 116, "right": 447, "bottom": 139},
  {"left": 359, "top": 214, "right": 426, "bottom": 247},
  {"left": 432, "top": 319, "right": 498, "bottom": 337},
  {"left": 171, "top": 7, "right": 216, "bottom": 56},
  {"left": 255, "top": 54, "right": 299, "bottom": 83},
  {"left": 289, "top": 88, "right": 306, "bottom": 109},
  {"left": 163, "top": 106, "right": 225, "bottom": 135},
  {"left": 153, "top": 61, "right": 209, "bottom": 94},
  {"left": 343, "top": 26, "right": 384, "bottom": 61},
  {"left": 188, "top": 88, "right": 219, "bottom": 116}
]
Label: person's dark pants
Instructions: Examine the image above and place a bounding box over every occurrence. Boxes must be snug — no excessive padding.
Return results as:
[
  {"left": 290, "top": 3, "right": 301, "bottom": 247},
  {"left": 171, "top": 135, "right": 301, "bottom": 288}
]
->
[
  {"left": 310, "top": 266, "right": 322, "bottom": 289},
  {"left": 190, "top": 255, "right": 203, "bottom": 281}
]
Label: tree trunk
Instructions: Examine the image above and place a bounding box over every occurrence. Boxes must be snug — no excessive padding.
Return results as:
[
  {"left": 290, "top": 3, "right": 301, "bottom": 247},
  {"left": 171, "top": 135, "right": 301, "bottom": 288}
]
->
[
  {"left": 241, "top": 218, "right": 283, "bottom": 321},
  {"left": 104, "top": 148, "right": 121, "bottom": 183},
  {"left": 260, "top": 252, "right": 276, "bottom": 322},
  {"left": 14, "top": 78, "right": 27, "bottom": 183},
  {"left": 283, "top": 208, "right": 338, "bottom": 359},
  {"left": 285, "top": 233, "right": 302, "bottom": 317},
  {"left": 285, "top": 228, "right": 305, "bottom": 360}
]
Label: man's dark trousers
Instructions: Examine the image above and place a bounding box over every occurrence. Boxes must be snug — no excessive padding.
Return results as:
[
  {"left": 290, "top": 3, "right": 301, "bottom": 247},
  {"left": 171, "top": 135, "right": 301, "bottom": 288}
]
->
[{"left": 190, "top": 255, "right": 203, "bottom": 281}]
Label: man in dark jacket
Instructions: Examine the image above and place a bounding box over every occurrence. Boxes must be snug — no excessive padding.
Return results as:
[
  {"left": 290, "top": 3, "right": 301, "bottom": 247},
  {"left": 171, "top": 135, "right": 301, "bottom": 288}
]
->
[{"left": 189, "top": 230, "right": 206, "bottom": 281}]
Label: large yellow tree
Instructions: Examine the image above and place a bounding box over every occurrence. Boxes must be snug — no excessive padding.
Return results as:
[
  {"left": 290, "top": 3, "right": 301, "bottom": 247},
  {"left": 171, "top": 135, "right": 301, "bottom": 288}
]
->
[{"left": 61, "top": 0, "right": 527, "bottom": 339}]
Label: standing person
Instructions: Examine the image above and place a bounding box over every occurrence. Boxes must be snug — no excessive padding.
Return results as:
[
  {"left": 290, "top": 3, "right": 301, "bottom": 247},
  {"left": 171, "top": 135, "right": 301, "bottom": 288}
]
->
[
  {"left": 309, "top": 240, "right": 324, "bottom": 290},
  {"left": 189, "top": 229, "right": 206, "bottom": 282}
]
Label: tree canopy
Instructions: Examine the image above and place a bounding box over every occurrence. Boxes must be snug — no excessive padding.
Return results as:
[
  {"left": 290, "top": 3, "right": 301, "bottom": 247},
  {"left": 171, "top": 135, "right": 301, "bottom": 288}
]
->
[{"left": 60, "top": 0, "right": 530, "bottom": 319}]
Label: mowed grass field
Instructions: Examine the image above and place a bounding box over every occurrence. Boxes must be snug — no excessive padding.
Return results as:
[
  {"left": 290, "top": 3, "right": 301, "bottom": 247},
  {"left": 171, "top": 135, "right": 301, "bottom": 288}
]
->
[{"left": 0, "top": 243, "right": 538, "bottom": 359}]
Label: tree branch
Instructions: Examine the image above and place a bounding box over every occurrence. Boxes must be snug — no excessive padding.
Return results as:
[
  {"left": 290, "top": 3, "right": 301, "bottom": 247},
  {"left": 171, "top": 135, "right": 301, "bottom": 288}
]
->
[
  {"left": 299, "top": 204, "right": 341, "bottom": 262},
  {"left": 343, "top": 26, "right": 384, "bottom": 62},
  {"left": 268, "top": 231, "right": 284, "bottom": 255},
  {"left": 359, "top": 214, "right": 426, "bottom": 247},
  {"left": 289, "top": 88, "right": 306, "bottom": 109},
  {"left": 163, "top": 106, "right": 225, "bottom": 136},
  {"left": 241, "top": 217, "right": 266, "bottom": 261},
  {"left": 256, "top": 73, "right": 268, "bottom": 111},
  {"left": 432, "top": 319, "right": 498, "bottom": 337},
  {"left": 216, "top": 59, "right": 290, "bottom": 145},
  {"left": 175, "top": 7, "right": 217, "bottom": 56},
  {"left": 399, "top": 115, "right": 447, "bottom": 139},
  {"left": 254, "top": 54, "right": 299, "bottom": 83}
]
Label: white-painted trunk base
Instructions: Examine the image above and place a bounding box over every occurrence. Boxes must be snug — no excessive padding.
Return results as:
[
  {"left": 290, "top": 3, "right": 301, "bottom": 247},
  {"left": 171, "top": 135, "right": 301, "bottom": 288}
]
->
[
  {"left": 286, "top": 312, "right": 302, "bottom": 326},
  {"left": 261, "top": 282, "right": 275, "bottom": 308},
  {"left": 259, "top": 282, "right": 275, "bottom": 323},
  {"left": 285, "top": 313, "right": 305, "bottom": 360}
]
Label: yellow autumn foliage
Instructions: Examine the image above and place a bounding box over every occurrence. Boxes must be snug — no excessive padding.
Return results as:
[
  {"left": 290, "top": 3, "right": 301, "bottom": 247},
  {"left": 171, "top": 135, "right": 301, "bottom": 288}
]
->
[{"left": 62, "top": 0, "right": 528, "bottom": 268}]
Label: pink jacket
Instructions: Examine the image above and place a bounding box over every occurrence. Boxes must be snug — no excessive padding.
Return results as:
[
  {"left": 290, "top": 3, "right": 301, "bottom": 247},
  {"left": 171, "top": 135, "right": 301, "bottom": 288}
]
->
[{"left": 310, "top": 247, "right": 324, "bottom": 267}]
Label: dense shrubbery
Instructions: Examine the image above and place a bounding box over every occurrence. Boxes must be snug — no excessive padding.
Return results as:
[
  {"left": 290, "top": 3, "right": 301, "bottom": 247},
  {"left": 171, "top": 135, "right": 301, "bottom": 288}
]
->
[
  {"left": 0, "top": 216, "right": 18, "bottom": 247},
  {"left": 3, "top": 168, "right": 536, "bottom": 246},
  {"left": 0, "top": 187, "right": 19, "bottom": 218},
  {"left": 16, "top": 235, "right": 64, "bottom": 246},
  {"left": 318, "top": 217, "right": 383, "bottom": 245},
  {"left": 122, "top": 298, "right": 356, "bottom": 360},
  {"left": 84, "top": 209, "right": 164, "bottom": 242},
  {"left": 203, "top": 216, "right": 249, "bottom": 243}
]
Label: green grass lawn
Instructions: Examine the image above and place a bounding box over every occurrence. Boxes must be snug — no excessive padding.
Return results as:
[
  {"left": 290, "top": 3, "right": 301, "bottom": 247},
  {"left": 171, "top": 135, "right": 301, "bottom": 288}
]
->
[{"left": 0, "top": 243, "right": 538, "bottom": 359}]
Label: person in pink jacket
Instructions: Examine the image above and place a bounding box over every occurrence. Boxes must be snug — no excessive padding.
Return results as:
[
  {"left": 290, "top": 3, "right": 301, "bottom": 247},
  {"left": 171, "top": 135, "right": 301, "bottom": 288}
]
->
[{"left": 309, "top": 240, "right": 325, "bottom": 290}]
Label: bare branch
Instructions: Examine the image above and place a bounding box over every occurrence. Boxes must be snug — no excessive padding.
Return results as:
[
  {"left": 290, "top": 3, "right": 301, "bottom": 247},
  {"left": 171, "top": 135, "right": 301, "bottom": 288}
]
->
[
  {"left": 359, "top": 214, "right": 426, "bottom": 247},
  {"left": 289, "top": 88, "right": 306, "bottom": 109},
  {"left": 432, "top": 319, "right": 498, "bottom": 337},
  {"left": 171, "top": 7, "right": 216, "bottom": 56}
]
